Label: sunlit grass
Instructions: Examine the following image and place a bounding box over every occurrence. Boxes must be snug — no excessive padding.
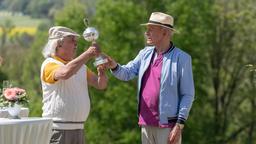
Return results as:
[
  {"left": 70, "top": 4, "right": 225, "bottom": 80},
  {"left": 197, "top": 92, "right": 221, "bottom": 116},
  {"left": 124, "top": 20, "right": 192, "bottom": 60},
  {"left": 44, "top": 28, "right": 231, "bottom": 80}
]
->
[
  {"left": 0, "top": 11, "right": 45, "bottom": 37},
  {"left": 0, "top": 27, "right": 37, "bottom": 36},
  {"left": 10, "top": 27, "right": 37, "bottom": 36}
]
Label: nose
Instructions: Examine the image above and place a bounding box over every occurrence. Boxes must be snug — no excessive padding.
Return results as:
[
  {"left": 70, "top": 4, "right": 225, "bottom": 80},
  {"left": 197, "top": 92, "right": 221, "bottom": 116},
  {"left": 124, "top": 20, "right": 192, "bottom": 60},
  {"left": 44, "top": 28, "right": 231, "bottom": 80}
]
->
[
  {"left": 144, "top": 32, "right": 149, "bottom": 39},
  {"left": 145, "top": 30, "right": 152, "bottom": 37},
  {"left": 145, "top": 31, "right": 149, "bottom": 36}
]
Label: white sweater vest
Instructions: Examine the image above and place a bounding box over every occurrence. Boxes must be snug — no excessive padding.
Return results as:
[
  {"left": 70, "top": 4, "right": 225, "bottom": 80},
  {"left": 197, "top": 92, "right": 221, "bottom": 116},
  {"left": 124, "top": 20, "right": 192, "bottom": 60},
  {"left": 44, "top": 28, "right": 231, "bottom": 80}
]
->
[{"left": 40, "top": 58, "right": 90, "bottom": 130}]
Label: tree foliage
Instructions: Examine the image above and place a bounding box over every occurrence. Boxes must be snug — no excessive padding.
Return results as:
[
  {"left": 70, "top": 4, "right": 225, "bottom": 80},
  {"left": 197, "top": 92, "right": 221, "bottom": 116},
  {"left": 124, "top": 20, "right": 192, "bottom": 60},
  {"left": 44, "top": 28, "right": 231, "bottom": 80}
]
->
[{"left": 1, "top": 0, "right": 256, "bottom": 143}]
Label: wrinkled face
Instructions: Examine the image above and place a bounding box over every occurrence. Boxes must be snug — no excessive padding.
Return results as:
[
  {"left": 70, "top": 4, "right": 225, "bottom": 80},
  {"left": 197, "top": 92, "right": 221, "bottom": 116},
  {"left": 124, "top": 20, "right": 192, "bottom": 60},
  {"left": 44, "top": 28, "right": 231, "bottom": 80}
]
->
[
  {"left": 56, "top": 36, "right": 78, "bottom": 61},
  {"left": 145, "top": 25, "right": 165, "bottom": 45}
]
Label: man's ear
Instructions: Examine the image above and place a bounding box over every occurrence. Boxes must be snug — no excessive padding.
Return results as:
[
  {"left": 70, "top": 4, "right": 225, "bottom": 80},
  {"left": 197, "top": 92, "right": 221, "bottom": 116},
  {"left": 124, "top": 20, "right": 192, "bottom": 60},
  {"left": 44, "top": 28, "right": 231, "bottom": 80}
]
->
[
  {"left": 163, "top": 28, "right": 169, "bottom": 36},
  {"left": 164, "top": 29, "right": 172, "bottom": 37}
]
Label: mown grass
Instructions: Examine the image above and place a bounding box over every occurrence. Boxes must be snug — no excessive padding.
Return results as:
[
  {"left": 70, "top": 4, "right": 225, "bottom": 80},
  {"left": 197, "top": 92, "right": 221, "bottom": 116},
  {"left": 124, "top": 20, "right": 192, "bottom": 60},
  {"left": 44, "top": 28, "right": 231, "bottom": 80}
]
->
[
  {"left": 0, "top": 11, "right": 43, "bottom": 27},
  {"left": 0, "top": 11, "right": 44, "bottom": 36}
]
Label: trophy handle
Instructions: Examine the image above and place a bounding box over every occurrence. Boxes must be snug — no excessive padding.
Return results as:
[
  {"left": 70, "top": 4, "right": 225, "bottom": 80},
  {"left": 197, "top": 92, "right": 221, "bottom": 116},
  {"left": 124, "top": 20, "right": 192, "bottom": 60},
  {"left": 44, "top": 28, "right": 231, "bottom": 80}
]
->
[{"left": 84, "top": 18, "right": 89, "bottom": 27}]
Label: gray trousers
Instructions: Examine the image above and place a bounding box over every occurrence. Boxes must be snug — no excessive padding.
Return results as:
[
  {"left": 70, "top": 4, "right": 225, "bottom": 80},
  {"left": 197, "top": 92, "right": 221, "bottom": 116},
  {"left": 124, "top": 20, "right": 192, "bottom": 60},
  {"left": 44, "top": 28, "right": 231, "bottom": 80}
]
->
[
  {"left": 141, "top": 126, "right": 182, "bottom": 144},
  {"left": 50, "top": 129, "right": 85, "bottom": 144}
]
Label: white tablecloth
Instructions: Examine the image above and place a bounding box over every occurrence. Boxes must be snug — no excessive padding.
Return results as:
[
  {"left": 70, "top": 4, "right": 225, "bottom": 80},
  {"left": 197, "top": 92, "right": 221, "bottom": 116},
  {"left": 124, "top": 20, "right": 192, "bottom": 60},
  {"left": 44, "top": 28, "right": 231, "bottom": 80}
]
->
[
  {"left": 0, "top": 108, "right": 29, "bottom": 118},
  {"left": 0, "top": 117, "right": 53, "bottom": 144}
]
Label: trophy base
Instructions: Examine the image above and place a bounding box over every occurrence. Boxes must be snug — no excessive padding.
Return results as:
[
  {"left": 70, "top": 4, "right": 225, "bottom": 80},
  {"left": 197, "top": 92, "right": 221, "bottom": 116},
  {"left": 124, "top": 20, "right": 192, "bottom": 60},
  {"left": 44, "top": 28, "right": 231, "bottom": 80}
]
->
[{"left": 93, "top": 56, "right": 108, "bottom": 67}]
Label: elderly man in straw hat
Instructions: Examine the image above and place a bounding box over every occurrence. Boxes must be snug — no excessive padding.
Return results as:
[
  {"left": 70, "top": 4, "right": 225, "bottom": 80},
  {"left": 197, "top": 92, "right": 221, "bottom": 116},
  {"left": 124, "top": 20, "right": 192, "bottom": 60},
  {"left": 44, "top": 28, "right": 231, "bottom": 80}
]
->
[
  {"left": 106, "top": 12, "right": 195, "bottom": 144},
  {"left": 40, "top": 26, "right": 108, "bottom": 144}
]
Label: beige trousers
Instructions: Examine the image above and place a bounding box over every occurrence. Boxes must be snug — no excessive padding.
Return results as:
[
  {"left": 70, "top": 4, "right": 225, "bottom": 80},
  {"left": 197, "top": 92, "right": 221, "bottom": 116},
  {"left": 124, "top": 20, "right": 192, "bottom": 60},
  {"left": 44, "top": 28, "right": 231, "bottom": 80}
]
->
[{"left": 141, "top": 126, "right": 182, "bottom": 144}]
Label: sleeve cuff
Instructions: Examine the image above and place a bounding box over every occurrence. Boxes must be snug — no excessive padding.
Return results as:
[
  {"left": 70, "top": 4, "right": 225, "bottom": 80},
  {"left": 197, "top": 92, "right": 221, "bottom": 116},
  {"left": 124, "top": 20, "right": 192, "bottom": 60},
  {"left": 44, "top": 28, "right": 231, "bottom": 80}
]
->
[
  {"left": 176, "top": 118, "right": 186, "bottom": 124},
  {"left": 110, "top": 64, "right": 119, "bottom": 71}
]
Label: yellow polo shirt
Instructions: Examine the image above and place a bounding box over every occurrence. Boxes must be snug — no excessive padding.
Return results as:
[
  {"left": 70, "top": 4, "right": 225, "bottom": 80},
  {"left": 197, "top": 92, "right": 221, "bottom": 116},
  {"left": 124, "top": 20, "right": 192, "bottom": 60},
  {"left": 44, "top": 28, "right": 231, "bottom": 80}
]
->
[{"left": 42, "top": 56, "right": 94, "bottom": 84}]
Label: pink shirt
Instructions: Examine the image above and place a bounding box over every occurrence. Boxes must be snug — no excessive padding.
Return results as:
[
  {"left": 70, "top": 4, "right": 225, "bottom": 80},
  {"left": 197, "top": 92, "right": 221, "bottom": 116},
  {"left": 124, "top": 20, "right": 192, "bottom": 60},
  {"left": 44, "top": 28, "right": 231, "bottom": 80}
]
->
[{"left": 139, "top": 52, "right": 174, "bottom": 128}]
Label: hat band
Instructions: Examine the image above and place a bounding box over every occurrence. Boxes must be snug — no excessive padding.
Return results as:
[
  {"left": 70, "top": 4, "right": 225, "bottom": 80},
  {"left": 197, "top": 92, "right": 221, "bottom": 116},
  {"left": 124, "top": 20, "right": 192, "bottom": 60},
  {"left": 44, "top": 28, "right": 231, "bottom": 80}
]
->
[
  {"left": 48, "top": 36, "right": 62, "bottom": 40},
  {"left": 148, "top": 20, "right": 173, "bottom": 28}
]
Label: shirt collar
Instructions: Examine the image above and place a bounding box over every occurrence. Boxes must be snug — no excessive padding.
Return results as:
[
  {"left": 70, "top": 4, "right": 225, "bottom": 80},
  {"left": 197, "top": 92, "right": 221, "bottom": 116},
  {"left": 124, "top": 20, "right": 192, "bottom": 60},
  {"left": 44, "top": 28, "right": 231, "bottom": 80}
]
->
[
  {"left": 153, "top": 42, "right": 175, "bottom": 55},
  {"left": 52, "top": 55, "right": 68, "bottom": 64},
  {"left": 163, "top": 42, "right": 175, "bottom": 54}
]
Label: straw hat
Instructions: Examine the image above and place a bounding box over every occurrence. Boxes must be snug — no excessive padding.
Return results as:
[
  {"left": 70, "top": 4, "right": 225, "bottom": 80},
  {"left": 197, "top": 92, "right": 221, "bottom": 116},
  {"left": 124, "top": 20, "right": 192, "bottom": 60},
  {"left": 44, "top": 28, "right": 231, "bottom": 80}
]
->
[
  {"left": 141, "top": 12, "right": 176, "bottom": 31},
  {"left": 48, "top": 26, "right": 80, "bottom": 40}
]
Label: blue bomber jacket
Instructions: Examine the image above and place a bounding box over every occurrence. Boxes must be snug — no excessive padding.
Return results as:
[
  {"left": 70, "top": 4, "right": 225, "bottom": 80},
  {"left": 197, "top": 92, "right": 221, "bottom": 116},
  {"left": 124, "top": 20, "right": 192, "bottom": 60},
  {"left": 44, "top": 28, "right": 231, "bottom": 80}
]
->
[{"left": 112, "top": 45, "right": 195, "bottom": 124}]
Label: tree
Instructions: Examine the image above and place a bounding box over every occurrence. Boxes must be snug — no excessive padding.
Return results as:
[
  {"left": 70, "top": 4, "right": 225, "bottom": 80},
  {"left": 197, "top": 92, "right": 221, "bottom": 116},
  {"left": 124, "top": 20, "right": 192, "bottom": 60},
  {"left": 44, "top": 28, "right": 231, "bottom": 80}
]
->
[
  {"left": 0, "top": 19, "right": 15, "bottom": 47},
  {"left": 166, "top": 0, "right": 256, "bottom": 143},
  {"left": 0, "top": 56, "right": 8, "bottom": 88},
  {"left": 0, "top": 0, "right": 29, "bottom": 14},
  {"left": 53, "top": 0, "right": 256, "bottom": 143},
  {"left": 1, "top": 0, "right": 256, "bottom": 143},
  {"left": 81, "top": 0, "right": 146, "bottom": 143}
]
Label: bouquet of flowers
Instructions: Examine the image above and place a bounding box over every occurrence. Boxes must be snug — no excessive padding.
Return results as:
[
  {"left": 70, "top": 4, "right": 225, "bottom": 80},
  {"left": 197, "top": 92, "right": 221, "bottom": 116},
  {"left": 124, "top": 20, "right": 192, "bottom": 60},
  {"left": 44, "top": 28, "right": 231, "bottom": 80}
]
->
[{"left": 0, "top": 87, "right": 29, "bottom": 108}]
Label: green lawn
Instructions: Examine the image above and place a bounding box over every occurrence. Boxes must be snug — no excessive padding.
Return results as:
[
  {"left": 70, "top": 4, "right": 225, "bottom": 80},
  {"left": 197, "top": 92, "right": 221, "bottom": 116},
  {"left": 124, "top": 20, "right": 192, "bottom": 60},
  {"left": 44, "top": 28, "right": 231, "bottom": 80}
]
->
[{"left": 0, "top": 11, "right": 45, "bottom": 27}]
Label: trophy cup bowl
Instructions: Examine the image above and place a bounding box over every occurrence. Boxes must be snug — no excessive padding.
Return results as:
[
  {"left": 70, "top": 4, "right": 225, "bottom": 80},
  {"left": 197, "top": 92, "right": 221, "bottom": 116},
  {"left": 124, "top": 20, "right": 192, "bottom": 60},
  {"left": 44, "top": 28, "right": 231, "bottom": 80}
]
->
[
  {"left": 83, "top": 27, "right": 99, "bottom": 41},
  {"left": 83, "top": 27, "right": 108, "bottom": 66}
]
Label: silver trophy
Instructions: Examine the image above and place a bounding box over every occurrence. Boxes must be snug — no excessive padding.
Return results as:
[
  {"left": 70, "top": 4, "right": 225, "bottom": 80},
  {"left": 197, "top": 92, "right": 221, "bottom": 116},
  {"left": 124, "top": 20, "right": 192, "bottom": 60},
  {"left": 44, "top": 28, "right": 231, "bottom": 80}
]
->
[{"left": 83, "top": 19, "right": 108, "bottom": 66}]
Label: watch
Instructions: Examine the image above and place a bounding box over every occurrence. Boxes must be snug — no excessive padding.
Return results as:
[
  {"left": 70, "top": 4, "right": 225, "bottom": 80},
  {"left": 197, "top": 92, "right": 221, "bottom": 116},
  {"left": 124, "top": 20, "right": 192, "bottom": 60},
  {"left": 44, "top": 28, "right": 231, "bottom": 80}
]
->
[{"left": 176, "top": 123, "right": 184, "bottom": 129}]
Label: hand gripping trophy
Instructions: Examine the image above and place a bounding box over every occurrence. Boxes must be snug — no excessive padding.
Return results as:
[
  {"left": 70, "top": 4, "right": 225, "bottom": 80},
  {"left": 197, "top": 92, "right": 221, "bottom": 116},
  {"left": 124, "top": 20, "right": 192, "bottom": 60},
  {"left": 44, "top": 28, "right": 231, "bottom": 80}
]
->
[{"left": 83, "top": 18, "right": 108, "bottom": 66}]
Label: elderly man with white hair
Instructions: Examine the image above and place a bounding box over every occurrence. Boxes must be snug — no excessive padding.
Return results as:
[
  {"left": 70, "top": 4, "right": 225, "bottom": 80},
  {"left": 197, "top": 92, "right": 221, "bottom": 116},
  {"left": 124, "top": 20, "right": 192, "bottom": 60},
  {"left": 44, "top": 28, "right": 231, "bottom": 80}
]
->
[
  {"left": 40, "top": 26, "right": 108, "bottom": 144},
  {"left": 106, "top": 12, "right": 195, "bottom": 144}
]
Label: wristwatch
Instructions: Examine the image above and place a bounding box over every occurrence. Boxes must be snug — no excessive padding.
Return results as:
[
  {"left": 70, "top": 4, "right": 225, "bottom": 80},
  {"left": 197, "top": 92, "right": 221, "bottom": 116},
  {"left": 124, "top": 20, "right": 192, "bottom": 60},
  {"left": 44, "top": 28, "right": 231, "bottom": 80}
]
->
[{"left": 176, "top": 123, "right": 184, "bottom": 129}]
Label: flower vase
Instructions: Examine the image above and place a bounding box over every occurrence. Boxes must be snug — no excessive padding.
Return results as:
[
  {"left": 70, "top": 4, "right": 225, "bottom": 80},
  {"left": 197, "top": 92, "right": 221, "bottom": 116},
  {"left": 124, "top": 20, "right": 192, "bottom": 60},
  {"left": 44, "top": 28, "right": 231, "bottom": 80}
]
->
[{"left": 7, "top": 103, "right": 21, "bottom": 119}]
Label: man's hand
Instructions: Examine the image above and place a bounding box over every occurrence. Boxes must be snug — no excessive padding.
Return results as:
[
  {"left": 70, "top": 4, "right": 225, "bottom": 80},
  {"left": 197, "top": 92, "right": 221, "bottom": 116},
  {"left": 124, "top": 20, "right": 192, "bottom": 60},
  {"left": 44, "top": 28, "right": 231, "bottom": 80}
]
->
[
  {"left": 85, "top": 42, "right": 101, "bottom": 58},
  {"left": 96, "top": 64, "right": 108, "bottom": 89},
  {"left": 104, "top": 55, "right": 118, "bottom": 70},
  {"left": 168, "top": 124, "right": 182, "bottom": 144},
  {"left": 97, "top": 64, "right": 106, "bottom": 76}
]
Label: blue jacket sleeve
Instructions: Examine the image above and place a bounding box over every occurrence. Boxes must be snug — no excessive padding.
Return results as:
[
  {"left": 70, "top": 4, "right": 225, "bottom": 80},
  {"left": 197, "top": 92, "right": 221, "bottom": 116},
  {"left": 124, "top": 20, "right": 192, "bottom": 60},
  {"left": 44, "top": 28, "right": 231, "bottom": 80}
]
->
[
  {"left": 177, "top": 54, "right": 195, "bottom": 122},
  {"left": 111, "top": 49, "right": 144, "bottom": 81}
]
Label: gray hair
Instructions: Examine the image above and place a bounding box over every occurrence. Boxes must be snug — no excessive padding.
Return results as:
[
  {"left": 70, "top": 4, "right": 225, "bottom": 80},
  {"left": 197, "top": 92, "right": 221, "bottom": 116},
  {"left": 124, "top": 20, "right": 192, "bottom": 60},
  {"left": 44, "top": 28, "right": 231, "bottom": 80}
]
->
[{"left": 42, "top": 38, "right": 63, "bottom": 58}]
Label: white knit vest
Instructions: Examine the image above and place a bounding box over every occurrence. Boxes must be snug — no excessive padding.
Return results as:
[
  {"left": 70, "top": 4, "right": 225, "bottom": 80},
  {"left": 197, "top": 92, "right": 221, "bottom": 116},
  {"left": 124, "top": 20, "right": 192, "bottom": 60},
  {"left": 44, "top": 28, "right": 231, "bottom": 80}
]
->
[{"left": 40, "top": 58, "right": 90, "bottom": 130}]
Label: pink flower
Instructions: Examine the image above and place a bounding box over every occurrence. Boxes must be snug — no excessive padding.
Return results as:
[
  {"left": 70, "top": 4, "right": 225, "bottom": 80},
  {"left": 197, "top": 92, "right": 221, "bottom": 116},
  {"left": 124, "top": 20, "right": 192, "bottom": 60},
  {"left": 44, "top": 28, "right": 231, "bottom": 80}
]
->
[
  {"left": 3, "top": 88, "right": 17, "bottom": 100},
  {"left": 13, "top": 87, "right": 25, "bottom": 95}
]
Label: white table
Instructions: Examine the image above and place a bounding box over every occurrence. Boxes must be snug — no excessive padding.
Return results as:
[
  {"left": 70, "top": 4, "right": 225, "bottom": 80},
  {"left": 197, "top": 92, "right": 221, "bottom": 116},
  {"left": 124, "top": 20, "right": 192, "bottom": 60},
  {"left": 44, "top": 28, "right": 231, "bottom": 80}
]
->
[
  {"left": 0, "top": 108, "right": 29, "bottom": 118},
  {"left": 0, "top": 117, "right": 53, "bottom": 144}
]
